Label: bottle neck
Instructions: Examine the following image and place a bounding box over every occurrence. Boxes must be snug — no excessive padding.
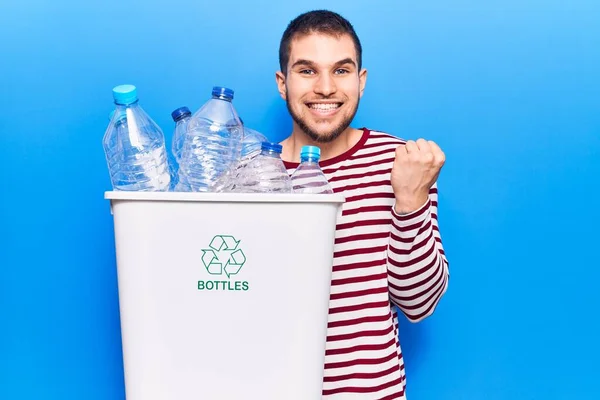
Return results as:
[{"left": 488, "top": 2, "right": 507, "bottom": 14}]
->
[
  {"left": 300, "top": 155, "right": 320, "bottom": 164},
  {"left": 212, "top": 95, "right": 233, "bottom": 102},
  {"left": 115, "top": 100, "right": 139, "bottom": 108},
  {"left": 261, "top": 149, "right": 282, "bottom": 158},
  {"left": 176, "top": 115, "right": 191, "bottom": 125}
]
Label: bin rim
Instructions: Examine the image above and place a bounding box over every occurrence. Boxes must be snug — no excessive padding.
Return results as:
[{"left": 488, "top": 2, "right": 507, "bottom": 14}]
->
[{"left": 104, "top": 191, "right": 346, "bottom": 204}]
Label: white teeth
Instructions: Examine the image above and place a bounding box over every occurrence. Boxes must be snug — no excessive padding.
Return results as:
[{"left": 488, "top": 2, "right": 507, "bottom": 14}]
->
[{"left": 309, "top": 103, "right": 340, "bottom": 111}]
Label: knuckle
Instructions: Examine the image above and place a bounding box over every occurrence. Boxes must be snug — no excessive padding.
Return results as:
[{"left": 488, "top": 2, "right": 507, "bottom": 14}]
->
[{"left": 436, "top": 148, "right": 446, "bottom": 161}]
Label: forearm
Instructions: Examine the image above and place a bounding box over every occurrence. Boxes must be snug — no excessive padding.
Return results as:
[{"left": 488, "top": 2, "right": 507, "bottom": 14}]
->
[{"left": 387, "top": 186, "right": 449, "bottom": 322}]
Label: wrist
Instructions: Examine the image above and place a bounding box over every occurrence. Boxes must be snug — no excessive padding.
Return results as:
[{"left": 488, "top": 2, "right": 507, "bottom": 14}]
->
[{"left": 394, "top": 193, "right": 429, "bottom": 214}]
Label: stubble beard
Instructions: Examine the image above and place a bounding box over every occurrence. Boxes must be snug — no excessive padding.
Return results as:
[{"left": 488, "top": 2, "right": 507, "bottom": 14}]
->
[{"left": 286, "top": 96, "right": 360, "bottom": 144}]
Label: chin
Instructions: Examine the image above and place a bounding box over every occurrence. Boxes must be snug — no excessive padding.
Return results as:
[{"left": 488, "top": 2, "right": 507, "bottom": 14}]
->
[{"left": 306, "top": 124, "right": 348, "bottom": 143}]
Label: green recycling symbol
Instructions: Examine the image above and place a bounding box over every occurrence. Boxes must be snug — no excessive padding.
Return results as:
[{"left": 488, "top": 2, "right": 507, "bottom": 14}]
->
[{"left": 201, "top": 235, "right": 246, "bottom": 278}]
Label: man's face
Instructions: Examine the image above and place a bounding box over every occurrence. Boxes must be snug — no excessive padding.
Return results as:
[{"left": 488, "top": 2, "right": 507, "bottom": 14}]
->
[{"left": 276, "top": 33, "right": 367, "bottom": 143}]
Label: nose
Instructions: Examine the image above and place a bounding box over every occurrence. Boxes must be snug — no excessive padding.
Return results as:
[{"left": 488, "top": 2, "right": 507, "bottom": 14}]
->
[{"left": 313, "top": 73, "right": 337, "bottom": 97}]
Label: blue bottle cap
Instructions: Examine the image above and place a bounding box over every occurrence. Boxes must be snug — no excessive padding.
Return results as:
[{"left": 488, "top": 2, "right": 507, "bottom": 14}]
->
[
  {"left": 300, "top": 145, "right": 321, "bottom": 160},
  {"left": 112, "top": 84, "right": 138, "bottom": 105},
  {"left": 171, "top": 106, "right": 191, "bottom": 122},
  {"left": 261, "top": 142, "right": 283, "bottom": 153},
  {"left": 212, "top": 86, "right": 234, "bottom": 100}
]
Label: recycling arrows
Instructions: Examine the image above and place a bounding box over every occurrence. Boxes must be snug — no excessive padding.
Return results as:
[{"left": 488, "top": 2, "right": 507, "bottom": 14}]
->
[
  {"left": 224, "top": 248, "right": 246, "bottom": 278},
  {"left": 201, "top": 249, "right": 222, "bottom": 275},
  {"left": 201, "top": 235, "right": 246, "bottom": 279},
  {"left": 209, "top": 235, "right": 239, "bottom": 252}
]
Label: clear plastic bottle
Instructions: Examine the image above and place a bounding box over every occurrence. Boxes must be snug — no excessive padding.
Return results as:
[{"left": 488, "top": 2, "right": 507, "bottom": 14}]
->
[
  {"left": 171, "top": 106, "right": 192, "bottom": 163},
  {"left": 213, "top": 123, "right": 269, "bottom": 193},
  {"left": 176, "top": 87, "right": 243, "bottom": 192},
  {"left": 170, "top": 106, "right": 192, "bottom": 191},
  {"left": 240, "top": 122, "right": 268, "bottom": 161},
  {"left": 231, "top": 142, "right": 292, "bottom": 193},
  {"left": 290, "top": 145, "right": 333, "bottom": 194},
  {"left": 103, "top": 84, "right": 171, "bottom": 191}
]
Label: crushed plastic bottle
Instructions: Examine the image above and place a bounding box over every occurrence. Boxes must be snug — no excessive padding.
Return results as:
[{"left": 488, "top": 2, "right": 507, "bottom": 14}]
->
[
  {"left": 231, "top": 142, "right": 292, "bottom": 193},
  {"left": 213, "top": 124, "right": 269, "bottom": 193},
  {"left": 176, "top": 86, "right": 243, "bottom": 192}
]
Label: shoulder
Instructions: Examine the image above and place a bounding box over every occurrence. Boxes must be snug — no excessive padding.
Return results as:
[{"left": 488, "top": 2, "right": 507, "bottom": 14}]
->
[
  {"left": 334, "top": 128, "right": 405, "bottom": 169},
  {"left": 365, "top": 129, "right": 406, "bottom": 144},
  {"left": 358, "top": 128, "right": 407, "bottom": 153}
]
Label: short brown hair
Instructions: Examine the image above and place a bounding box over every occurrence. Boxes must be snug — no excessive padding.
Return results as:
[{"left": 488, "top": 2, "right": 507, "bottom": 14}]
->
[{"left": 278, "top": 10, "right": 363, "bottom": 75}]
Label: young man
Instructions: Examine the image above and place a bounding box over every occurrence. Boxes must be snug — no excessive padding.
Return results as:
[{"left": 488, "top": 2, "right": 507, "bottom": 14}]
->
[{"left": 276, "top": 10, "right": 450, "bottom": 399}]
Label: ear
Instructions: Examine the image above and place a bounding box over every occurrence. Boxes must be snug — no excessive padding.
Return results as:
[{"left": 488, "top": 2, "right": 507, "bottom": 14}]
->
[
  {"left": 359, "top": 68, "right": 367, "bottom": 98},
  {"left": 275, "top": 71, "right": 287, "bottom": 101}
]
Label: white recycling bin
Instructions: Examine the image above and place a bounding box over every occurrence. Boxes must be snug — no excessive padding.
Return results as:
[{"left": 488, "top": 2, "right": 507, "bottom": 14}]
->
[{"left": 105, "top": 191, "right": 345, "bottom": 400}]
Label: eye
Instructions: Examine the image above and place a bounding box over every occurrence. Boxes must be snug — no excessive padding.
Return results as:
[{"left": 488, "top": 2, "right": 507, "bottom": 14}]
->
[
  {"left": 334, "top": 68, "right": 350, "bottom": 75},
  {"left": 299, "top": 69, "right": 315, "bottom": 75}
]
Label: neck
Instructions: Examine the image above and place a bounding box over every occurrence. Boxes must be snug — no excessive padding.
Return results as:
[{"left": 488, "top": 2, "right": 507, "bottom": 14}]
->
[{"left": 280, "top": 123, "right": 363, "bottom": 163}]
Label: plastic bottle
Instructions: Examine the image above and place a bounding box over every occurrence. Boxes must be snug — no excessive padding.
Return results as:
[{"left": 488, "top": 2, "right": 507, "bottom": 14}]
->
[
  {"left": 231, "top": 142, "right": 292, "bottom": 193},
  {"left": 103, "top": 84, "right": 171, "bottom": 191},
  {"left": 213, "top": 123, "right": 269, "bottom": 193},
  {"left": 171, "top": 106, "right": 192, "bottom": 163},
  {"left": 290, "top": 145, "right": 333, "bottom": 194},
  {"left": 176, "top": 87, "right": 243, "bottom": 192},
  {"left": 240, "top": 122, "right": 268, "bottom": 161},
  {"left": 170, "top": 106, "right": 192, "bottom": 190}
]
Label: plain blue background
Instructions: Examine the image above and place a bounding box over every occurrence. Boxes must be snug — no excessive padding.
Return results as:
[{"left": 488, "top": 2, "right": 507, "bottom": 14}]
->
[{"left": 1, "top": 0, "right": 599, "bottom": 399}]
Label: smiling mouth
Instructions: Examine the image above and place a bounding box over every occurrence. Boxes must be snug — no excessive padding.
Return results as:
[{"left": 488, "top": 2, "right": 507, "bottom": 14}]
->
[{"left": 307, "top": 102, "right": 343, "bottom": 112}]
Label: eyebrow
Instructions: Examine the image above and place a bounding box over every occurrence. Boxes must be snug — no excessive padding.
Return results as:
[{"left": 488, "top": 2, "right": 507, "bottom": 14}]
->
[{"left": 291, "top": 57, "right": 357, "bottom": 69}]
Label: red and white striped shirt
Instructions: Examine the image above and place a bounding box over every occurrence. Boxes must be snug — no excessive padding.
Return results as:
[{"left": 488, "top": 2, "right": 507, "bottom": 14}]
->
[{"left": 284, "top": 128, "right": 450, "bottom": 399}]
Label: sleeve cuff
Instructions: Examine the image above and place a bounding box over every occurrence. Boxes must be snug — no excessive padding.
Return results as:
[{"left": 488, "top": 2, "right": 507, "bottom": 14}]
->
[{"left": 392, "top": 198, "right": 430, "bottom": 225}]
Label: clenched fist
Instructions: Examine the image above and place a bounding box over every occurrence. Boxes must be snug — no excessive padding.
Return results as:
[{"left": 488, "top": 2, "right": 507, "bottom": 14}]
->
[{"left": 391, "top": 139, "right": 445, "bottom": 214}]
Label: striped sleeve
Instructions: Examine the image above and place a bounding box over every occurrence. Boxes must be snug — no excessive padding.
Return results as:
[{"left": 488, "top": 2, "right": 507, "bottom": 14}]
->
[{"left": 386, "top": 183, "right": 449, "bottom": 322}]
